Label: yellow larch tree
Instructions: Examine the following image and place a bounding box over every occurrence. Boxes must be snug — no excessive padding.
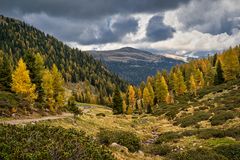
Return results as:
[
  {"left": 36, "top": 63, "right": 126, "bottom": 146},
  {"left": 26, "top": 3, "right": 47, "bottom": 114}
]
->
[{"left": 11, "top": 58, "right": 37, "bottom": 105}]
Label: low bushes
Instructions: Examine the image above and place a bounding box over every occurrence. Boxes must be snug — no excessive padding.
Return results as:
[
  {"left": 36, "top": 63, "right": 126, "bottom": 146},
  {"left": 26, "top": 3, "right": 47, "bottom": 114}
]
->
[
  {"left": 0, "top": 124, "right": 114, "bottom": 160},
  {"left": 214, "top": 144, "right": 240, "bottom": 160},
  {"left": 176, "top": 111, "right": 211, "bottom": 127},
  {"left": 148, "top": 144, "right": 172, "bottom": 156},
  {"left": 168, "top": 148, "right": 227, "bottom": 160},
  {"left": 155, "top": 131, "right": 182, "bottom": 144},
  {"left": 97, "top": 129, "right": 140, "bottom": 152},
  {"left": 210, "top": 111, "right": 236, "bottom": 126}
]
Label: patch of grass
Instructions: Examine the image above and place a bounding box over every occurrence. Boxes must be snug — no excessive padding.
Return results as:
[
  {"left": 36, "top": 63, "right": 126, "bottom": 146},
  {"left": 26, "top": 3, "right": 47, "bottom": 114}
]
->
[{"left": 206, "top": 138, "right": 238, "bottom": 147}]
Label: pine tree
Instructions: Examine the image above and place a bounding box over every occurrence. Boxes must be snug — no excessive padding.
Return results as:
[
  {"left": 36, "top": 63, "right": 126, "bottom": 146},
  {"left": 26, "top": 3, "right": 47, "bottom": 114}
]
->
[
  {"left": 189, "top": 74, "right": 197, "bottom": 96},
  {"left": 51, "top": 64, "right": 65, "bottom": 110},
  {"left": 112, "top": 87, "right": 123, "bottom": 114},
  {"left": 147, "top": 82, "right": 154, "bottom": 106},
  {"left": 0, "top": 53, "right": 12, "bottom": 90},
  {"left": 11, "top": 58, "right": 37, "bottom": 105},
  {"left": 214, "top": 60, "right": 224, "bottom": 85},
  {"left": 174, "top": 68, "right": 187, "bottom": 95},
  {"left": 122, "top": 100, "right": 127, "bottom": 114},
  {"left": 195, "top": 69, "right": 205, "bottom": 89},
  {"left": 143, "top": 87, "right": 151, "bottom": 113},
  {"left": 41, "top": 69, "right": 55, "bottom": 111},
  {"left": 127, "top": 85, "right": 135, "bottom": 111},
  {"left": 221, "top": 49, "right": 240, "bottom": 81}
]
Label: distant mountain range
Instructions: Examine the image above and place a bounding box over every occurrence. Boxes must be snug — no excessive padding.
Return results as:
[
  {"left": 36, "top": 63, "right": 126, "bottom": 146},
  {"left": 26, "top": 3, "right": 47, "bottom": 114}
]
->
[{"left": 88, "top": 47, "right": 184, "bottom": 85}]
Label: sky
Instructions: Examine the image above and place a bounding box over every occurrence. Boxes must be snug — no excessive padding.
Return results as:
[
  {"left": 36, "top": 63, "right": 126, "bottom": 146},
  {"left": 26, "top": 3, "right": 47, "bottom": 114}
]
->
[{"left": 1, "top": 0, "right": 240, "bottom": 55}]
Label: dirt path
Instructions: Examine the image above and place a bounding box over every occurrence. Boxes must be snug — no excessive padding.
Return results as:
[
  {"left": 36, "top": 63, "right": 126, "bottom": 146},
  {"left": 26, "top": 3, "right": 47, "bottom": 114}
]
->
[{"left": 0, "top": 113, "right": 73, "bottom": 125}]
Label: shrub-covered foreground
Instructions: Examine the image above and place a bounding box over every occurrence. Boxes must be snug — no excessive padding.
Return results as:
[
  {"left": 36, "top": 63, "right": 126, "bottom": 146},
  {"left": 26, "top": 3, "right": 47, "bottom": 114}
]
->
[
  {"left": 0, "top": 124, "right": 114, "bottom": 160},
  {"left": 97, "top": 129, "right": 141, "bottom": 152}
]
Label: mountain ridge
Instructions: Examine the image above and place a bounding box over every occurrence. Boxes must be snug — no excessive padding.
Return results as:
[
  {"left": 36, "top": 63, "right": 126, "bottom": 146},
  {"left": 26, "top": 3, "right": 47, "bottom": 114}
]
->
[{"left": 87, "top": 47, "right": 184, "bottom": 85}]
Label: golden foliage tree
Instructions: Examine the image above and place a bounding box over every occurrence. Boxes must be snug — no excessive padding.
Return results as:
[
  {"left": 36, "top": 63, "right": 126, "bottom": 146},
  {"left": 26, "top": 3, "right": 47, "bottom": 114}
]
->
[
  {"left": 51, "top": 64, "right": 65, "bottom": 110},
  {"left": 127, "top": 85, "right": 135, "bottom": 114},
  {"left": 11, "top": 58, "right": 37, "bottom": 105},
  {"left": 41, "top": 69, "right": 55, "bottom": 111},
  {"left": 143, "top": 87, "right": 151, "bottom": 113},
  {"left": 189, "top": 74, "right": 197, "bottom": 96}
]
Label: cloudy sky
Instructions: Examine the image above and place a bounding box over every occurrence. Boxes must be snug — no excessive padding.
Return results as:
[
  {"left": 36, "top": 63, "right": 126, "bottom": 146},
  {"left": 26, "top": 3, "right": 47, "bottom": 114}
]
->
[{"left": 1, "top": 0, "right": 240, "bottom": 55}]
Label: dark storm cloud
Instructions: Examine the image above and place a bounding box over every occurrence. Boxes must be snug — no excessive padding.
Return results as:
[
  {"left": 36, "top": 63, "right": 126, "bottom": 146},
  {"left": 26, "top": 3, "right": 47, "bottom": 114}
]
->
[
  {"left": 146, "top": 15, "right": 175, "bottom": 41},
  {"left": 0, "top": 0, "right": 191, "bottom": 19},
  {"left": 77, "top": 17, "right": 139, "bottom": 44},
  {"left": 24, "top": 14, "right": 138, "bottom": 45}
]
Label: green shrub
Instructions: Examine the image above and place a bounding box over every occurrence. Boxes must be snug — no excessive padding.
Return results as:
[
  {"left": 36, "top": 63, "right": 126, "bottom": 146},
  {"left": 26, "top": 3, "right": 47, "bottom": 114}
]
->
[
  {"left": 181, "top": 130, "right": 199, "bottom": 137},
  {"left": 0, "top": 124, "right": 114, "bottom": 160},
  {"left": 97, "top": 129, "right": 140, "bottom": 152},
  {"left": 168, "top": 148, "right": 227, "bottom": 160},
  {"left": 214, "top": 144, "right": 240, "bottom": 160},
  {"left": 225, "top": 127, "right": 240, "bottom": 140},
  {"left": 210, "top": 111, "right": 235, "bottom": 126},
  {"left": 155, "top": 131, "right": 182, "bottom": 144},
  {"left": 148, "top": 144, "right": 172, "bottom": 156},
  {"left": 176, "top": 111, "right": 211, "bottom": 127},
  {"left": 197, "top": 129, "right": 225, "bottom": 139}
]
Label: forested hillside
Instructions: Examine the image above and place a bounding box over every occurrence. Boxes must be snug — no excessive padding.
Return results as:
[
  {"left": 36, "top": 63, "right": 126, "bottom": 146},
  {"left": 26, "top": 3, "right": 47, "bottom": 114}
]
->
[
  {"left": 112, "top": 45, "right": 240, "bottom": 115},
  {"left": 0, "top": 15, "right": 127, "bottom": 104}
]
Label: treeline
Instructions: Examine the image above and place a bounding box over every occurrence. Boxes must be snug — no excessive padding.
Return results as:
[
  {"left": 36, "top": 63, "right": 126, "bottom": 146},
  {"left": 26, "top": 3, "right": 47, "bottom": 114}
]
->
[
  {"left": 0, "top": 15, "right": 127, "bottom": 106},
  {"left": 0, "top": 51, "right": 65, "bottom": 112},
  {"left": 112, "top": 46, "right": 240, "bottom": 114}
]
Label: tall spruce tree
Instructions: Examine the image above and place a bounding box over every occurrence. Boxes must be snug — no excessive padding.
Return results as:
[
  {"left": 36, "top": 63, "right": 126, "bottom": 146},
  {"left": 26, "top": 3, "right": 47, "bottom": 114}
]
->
[
  {"left": 112, "top": 87, "right": 123, "bottom": 114},
  {"left": 0, "top": 53, "right": 12, "bottom": 90},
  {"left": 214, "top": 60, "right": 224, "bottom": 85}
]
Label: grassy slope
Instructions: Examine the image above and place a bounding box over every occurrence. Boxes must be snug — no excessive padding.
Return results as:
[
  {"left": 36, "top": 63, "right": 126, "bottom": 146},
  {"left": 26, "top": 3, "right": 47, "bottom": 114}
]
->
[{"left": 37, "top": 80, "right": 240, "bottom": 160}]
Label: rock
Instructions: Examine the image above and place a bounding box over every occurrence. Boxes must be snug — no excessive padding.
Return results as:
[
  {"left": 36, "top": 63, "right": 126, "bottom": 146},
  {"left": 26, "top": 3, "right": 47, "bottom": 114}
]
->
[
  {"left": 138, "top": 150, "right": 144, "bottom": 157},
  {"left": 109, "top": 143, "right": 128, "bottom": 153}
]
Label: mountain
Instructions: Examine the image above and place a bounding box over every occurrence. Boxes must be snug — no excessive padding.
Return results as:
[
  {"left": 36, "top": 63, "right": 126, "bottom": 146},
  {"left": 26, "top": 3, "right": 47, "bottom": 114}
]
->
[
  {"left": 88, "top": 47, "right": 184, "bottom": 85},
  {"left": 0, "top": 15, "right": 127, "bottom": 97}
]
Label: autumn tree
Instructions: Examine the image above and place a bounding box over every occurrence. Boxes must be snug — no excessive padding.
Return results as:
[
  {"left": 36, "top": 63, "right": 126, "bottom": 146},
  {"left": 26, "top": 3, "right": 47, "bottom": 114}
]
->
[
  {"left": 173, "top": 68, "right": 187, "bottom": 95},
  {"left": 147, "top": 82, "right": 154, "bottom": 106},
  {"left": 51, "top": 64, "right": 65, "bottom": 110},
  {"left": 214, "top": 60, "right": 224, "bottom": 85},
  {"left": 112, "top": 87, "right": 123, "bottom": 114},
  {"left": 127, "top": 85, "right": 135, "bottom": 114},
  {"left": 11, "top": 58, "right": 37, "bottom": 106},
  {"left": 156, "top": 76, "right": 169, "bottom": 103},
  {"left": 189, "top": 74, "right": 197, "bottom": 96},
  {"left": 221, "top": 48, "right": 240, "bottom": 81},
  {"left": 195, "top": 69, "right": 205, "bottom": 89},
  {"left": 41, "top": 69, "right": 55, "bottom": 111},
  {"left": 143, "top": 87, "right": 152, "bottom": 113}
]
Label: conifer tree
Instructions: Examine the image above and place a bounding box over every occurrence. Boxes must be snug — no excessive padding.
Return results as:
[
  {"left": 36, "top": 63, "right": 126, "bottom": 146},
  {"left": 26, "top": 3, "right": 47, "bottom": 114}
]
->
[
  {"left": 214, "top": 60, "right": 224, "bottom": 85},
  {"left": 127, "top": 85, "right": 135, "bottom": 114},
  {"left": 112, "top": 87, "right": 123, "bottom": 114},
  {"left": 0, "top": 53, "right": 12, "bottom": 90},
  {"left": 156, "top": 76, "right": 169, "bottom": 103},
  {"left": 122, "top": 100, "right": 127, "bottom": 114},
  {"left": 11, "top": 58, "right": 37, "bottom": 105},
  {"left": 143, "top": 87, "right": 151, "bottom": 113},
  {"left": 51, "top": 64, "right": 65, "bottom": 110},
  {"left": 174, "top": 68, "right": 187, "bottom": 95},
  {"left": 41, "top": 69, "right": 55, "bottom": 111},
  {"left": 195, "top": 69, "right": 205, "bottom": 89},
  {"left": 147, "top": 82, "right": 154, "bottom": 106},
  {"left": 189, "top": 74, "right": 197, "bottom": 96},
  {"left": 221, "top": 49, "right": 240, "bottom": 81}
]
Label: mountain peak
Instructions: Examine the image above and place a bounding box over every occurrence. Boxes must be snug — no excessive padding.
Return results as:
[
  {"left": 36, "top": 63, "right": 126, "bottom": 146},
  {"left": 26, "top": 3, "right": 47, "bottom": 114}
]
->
[{"left": 116, "top": 47, "right": 153, "bottom": 55}]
